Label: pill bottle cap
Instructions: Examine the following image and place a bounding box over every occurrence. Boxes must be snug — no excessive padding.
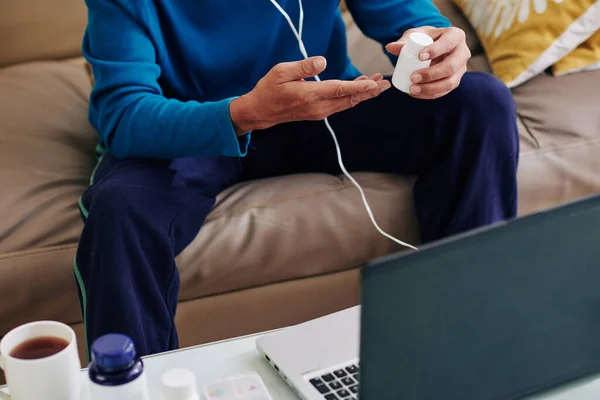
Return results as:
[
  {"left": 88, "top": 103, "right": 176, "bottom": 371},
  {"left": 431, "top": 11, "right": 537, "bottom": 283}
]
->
[
  {"left": 406, "top": 32, "right": 434, "bottom": 55},
  {"left": 91, "top": 334, "right": 137, "bottom": 372},
  {"left": 161, "top": 368, "right": 199, "bottom": 400}
]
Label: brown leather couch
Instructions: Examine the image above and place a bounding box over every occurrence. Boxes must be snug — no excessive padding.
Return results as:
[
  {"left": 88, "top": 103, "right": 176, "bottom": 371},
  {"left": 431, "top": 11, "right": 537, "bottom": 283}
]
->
[{"left": 2, "top": 0, "right": 599, "bottom": 374}]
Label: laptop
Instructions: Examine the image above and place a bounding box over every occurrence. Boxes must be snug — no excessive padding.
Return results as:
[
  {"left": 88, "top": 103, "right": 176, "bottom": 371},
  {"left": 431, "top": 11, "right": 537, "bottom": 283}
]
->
[{"left": 256, "top": 193, "right": 600, "bottom": 400}]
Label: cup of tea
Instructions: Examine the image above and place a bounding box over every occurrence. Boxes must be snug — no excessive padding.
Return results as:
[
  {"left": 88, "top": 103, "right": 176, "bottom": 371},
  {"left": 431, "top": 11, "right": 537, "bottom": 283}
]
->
[{"left": 0, "top": 321, "right": 81, "bottom": 400}]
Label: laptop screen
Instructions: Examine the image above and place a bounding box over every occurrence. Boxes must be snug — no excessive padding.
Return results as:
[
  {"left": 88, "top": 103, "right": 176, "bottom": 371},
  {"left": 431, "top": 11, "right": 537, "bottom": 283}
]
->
[{"left": 360, "top": 194, "right": 600, "bottom": 400}]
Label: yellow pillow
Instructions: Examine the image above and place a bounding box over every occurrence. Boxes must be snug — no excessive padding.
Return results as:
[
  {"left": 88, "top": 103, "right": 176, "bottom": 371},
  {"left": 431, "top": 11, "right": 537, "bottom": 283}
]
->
[
  {"left": 552, "top": 29, "right": 600, "bottom": 76},
  {"left": 451, "top": 0, "right": 600, "bottom": 87}
]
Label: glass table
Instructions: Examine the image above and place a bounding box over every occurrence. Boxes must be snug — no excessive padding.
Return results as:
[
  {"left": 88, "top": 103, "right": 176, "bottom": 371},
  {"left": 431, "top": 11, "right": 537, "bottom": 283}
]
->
[{"left": 2, "top": 328, "right": 600, "bottom": 399}]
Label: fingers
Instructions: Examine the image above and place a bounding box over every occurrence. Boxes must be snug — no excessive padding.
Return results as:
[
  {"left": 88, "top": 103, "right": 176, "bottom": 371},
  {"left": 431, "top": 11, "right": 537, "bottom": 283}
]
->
[
  {"left": 412, "top": 45, "right": 470, "bottom": 84},
  {"left": 327, "top": 79, "right": 391, "bottom": 114},
  {"left": 385, "top": 27, "right": 424, "bottom": 56},
  {"left": 385, "top": 40, "right": 406, "bottom": 56},
  {"left": 410, "top": 66, "right": 466, "bottom": 99},
  {"left": 386, "top": 27, "right": 466, "bottom": 61},
  {"left": 385, "top": 27, "right": 445, "bottom": 56},
  {"left": 280, "top": 74, "right": 390, "bottom": 122},
  {"left": 355, "top": 73, "right": 383, "bottom": 82},
  {"left": 413, "top": 90, "right": 452, "bottom": 100},
  {"left": 419, "top": 27, "right": 465, "bottom": 61},
  {"left": 315, "top": 79, "right": 379, "bottom": 99},
  {"left": 272, "top": 56, "right": 327, "bottom": 82},
  {"left": 312, "top": 73, "right": 386, "bottom": 100}
]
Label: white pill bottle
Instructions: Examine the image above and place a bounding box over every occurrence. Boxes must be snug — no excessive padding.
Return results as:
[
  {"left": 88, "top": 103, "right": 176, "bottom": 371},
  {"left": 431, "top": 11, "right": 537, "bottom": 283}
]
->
[
  {"left": 391, "top": 32, "right": 434, "bottom": 94},
  {"left": 87, "top": 334, "right": 151, "bottom": 400},
  {"left": 160, "top": 368, "right": 200, "bottom": 400}
]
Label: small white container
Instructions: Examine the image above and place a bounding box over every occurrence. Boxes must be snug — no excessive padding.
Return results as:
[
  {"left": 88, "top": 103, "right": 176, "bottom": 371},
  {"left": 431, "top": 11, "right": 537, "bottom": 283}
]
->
[
  {"left": 161, "top": 368, "right": 200, "bottom": 400},
  {"left": 391, "top": 32, "right": 434, "bottom": 94}
]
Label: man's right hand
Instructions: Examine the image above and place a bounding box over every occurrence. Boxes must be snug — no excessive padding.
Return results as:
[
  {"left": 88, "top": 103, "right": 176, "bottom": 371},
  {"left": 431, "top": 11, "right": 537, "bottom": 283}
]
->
[{"left": 230, "top": 56, "right": 390, "bottom": 135}]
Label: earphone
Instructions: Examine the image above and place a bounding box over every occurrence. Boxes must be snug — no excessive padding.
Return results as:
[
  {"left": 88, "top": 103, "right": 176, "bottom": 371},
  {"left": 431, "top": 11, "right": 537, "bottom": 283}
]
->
[{"left": 268, "top": 0, "right": 418, "bottom": 251}]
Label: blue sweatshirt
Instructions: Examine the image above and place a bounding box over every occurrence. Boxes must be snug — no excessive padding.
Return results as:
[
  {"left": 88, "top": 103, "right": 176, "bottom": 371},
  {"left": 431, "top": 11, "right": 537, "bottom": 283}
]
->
[{"left": 82, "top": 0, "right": 450, "bottom": 159}]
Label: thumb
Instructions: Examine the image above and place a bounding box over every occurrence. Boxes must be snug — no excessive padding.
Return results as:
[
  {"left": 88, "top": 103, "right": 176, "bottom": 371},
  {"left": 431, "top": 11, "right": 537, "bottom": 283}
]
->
[
  {"left": 274, "top": 56, "right": 327, "bottom": 82},
  {"left": 385, "top": 40, "right": 406, "bottom": 56}
]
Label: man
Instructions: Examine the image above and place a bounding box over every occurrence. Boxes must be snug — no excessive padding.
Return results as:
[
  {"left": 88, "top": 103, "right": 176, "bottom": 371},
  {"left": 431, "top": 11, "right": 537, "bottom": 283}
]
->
[{"left": 76, "top": 0, "right": 519, "bottom": 358}]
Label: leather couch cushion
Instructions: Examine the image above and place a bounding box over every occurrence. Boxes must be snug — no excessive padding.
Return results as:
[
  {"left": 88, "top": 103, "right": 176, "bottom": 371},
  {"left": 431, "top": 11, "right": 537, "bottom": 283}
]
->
[
  {"left": 0, "top": 0, "right": 87, "bottom": 68},
  {"left": 467, "top": 55, "right": 492, "bottom": 74},
  {"left": 0, "top": 60, "right": 97, "bottom": 335},
  {"left": 176, "top": 173, "right": 418, "bottom": 300},
  {"left": 514, "top": 69, "right": 600, "bottom": 215},
  {"left": 0, "top": 61, "right": 418, "bottom": 335},
  {"left": 0, "top": 60, "right": 97, "bottom": 254}
]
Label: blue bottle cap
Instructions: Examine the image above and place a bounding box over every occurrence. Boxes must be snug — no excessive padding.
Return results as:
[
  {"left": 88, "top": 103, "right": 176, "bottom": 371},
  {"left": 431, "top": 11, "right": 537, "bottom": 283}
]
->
[{"left": 91, "top": 333, "right": 137, "bottom": 372}]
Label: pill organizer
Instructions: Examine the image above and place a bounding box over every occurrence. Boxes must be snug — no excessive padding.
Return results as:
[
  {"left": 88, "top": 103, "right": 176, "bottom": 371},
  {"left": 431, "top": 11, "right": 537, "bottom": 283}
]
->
[{"left": 203, "top": 372, "right": 273, "bottom": 400}]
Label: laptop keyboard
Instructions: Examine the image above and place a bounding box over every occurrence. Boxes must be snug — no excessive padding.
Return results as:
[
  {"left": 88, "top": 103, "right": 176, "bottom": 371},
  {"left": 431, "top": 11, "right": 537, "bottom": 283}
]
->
[{"left": 309, "top": 363, "right": 359, "bottom": 399}]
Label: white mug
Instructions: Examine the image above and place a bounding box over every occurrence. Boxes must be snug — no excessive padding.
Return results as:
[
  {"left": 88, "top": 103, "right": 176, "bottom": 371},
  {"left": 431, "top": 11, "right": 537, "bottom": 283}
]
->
[{"left": 0, "top": 321, "right": 81, "bottom": 400}]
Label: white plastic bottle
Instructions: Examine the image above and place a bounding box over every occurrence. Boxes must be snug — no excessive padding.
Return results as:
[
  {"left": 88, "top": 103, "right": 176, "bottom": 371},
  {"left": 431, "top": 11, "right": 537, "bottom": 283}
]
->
[
  {"left": 87, "top": 334, "right": 151, "bottom": 400},
  {"left": 391, "top": 32, "right": 434, "bottom": 94},
  {"left": 161, "top": 368, "right": 200, "bottom": 400}
]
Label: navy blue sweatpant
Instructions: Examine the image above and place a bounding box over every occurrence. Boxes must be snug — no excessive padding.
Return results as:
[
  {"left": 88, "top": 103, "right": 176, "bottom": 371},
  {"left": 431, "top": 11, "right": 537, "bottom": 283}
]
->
[{"left": 75, "top": 72, "right": 519, "bottom": 358}]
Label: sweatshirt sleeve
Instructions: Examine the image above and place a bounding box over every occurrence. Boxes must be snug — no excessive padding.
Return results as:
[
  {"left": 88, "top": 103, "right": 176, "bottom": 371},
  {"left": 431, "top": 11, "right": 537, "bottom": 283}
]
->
[
  {"left": 345, "top": 0, "right": 452, "bottom": 64},
  {"left": 82, "top": 0, "right": 250, "bottom": 159}
]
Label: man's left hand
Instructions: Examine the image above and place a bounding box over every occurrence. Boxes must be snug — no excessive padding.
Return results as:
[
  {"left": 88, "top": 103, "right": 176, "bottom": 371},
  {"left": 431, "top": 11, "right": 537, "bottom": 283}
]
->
[{"left": 386, "top": 26, "right": 471, "bottom": 99}]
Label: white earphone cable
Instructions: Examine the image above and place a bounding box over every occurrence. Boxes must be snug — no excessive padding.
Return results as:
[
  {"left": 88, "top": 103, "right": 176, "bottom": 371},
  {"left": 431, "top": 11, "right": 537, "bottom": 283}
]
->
[{"left": 268, "top": 0, "right": 418, "bottom": 251}]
